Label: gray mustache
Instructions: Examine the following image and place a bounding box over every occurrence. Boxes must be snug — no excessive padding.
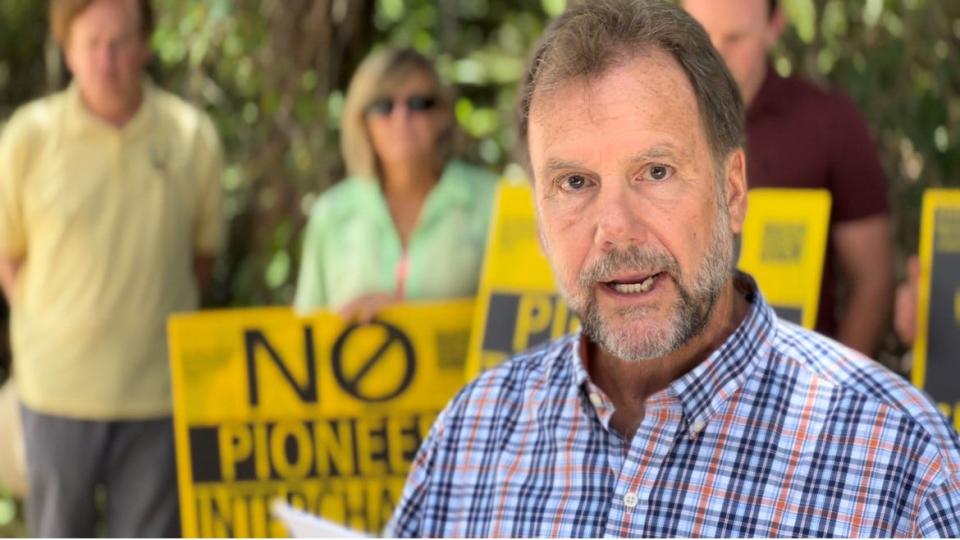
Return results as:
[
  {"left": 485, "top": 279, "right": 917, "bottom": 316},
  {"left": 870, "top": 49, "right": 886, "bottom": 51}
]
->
[{"left": 579, "top": 245, "right": 681, "bottom": 285}]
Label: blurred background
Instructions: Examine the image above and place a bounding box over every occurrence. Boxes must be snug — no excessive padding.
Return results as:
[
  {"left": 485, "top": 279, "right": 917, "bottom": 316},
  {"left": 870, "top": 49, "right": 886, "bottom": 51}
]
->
[{"left": 0, "top": 0, "right": 958, "bottom": 535}]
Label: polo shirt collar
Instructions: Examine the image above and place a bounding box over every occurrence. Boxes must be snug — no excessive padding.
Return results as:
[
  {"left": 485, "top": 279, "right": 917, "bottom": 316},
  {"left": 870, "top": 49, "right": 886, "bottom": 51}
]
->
[
  {"left": 571, "top": 271, "right": 776, "bottom": 432},
  {"left": 418, "top": 160, "right": 475, "bottom": 223},
  {"left": 63, "top": 76, "right": 157, "bottom": 137}
]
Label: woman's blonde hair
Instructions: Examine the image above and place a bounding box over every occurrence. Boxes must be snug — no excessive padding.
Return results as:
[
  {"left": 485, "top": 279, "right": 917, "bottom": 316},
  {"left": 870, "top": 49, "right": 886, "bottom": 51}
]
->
[{"left": 340, "top": 48, "right": 456, "bottom": 180}]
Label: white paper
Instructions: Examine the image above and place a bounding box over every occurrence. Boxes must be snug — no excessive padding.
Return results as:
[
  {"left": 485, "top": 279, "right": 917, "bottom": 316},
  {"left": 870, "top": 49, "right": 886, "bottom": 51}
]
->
[{"left": 271, "top": 499, "right": 371, "bottom": 538}]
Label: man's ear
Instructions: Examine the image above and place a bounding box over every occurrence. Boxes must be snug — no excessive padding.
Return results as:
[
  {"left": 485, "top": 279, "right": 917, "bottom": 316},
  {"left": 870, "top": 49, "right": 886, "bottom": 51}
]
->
[
  {"left": 62, "top": 41, "right": 76, "bottom": 77},
  {"left": 766, "top": 4, "right": 787, "bottom": 46},
  {"left": 724, "top": 149, "right": 748, "bottom": 234}
]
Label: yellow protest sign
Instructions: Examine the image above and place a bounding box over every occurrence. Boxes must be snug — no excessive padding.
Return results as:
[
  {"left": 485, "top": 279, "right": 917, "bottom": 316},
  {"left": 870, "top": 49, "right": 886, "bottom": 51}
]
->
[
  {"left": 466, "top": 183, "right": 830, "bottom": 379},
  {"left": 169, "top": 300, "right": 475, "bottom": 537},
  {"left": 913, "top": 189, "right": 960, "bottom": 431},
  {"left": 465, "top": 182, "right": 579, "bottom": 378},
  {"left": 737, "top": 188, "right": 831, "bottom": 328}
]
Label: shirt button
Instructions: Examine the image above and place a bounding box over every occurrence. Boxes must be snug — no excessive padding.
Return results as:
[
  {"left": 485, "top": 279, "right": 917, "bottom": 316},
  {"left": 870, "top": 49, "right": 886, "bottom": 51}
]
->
[
  {"left": 690, "top": 418, "right": 706, "bottom": 437},
  {"left": 623, "top": 492, "right": 639, "bottom": 508},
  {"left": 589, "top": 393, "right": 602, "bottom": 407}
]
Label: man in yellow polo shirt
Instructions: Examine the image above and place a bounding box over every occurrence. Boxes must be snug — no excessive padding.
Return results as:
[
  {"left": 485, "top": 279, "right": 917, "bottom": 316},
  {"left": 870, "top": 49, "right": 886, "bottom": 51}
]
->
[{"left": 0, "top": 0, "right": 222, "bottom": 536}]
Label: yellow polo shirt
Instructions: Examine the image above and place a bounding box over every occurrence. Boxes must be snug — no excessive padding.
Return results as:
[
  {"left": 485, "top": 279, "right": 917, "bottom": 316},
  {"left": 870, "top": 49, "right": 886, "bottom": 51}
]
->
[{"left": 0, "top": 80, "right": 223, "bottom": 419}]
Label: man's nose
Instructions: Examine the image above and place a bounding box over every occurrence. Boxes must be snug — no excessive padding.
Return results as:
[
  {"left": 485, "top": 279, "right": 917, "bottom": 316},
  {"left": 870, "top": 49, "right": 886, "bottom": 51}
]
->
[
  {"left": 594, "top": 183, "right": 648, "bottom": 250},
  {"left": 97, "top": 44, "right": 117, "bottom": 73}
]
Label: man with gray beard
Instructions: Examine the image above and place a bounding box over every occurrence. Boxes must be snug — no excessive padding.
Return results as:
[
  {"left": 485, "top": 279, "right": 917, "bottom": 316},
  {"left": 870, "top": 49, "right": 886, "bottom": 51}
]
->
[
  {"left": 573, "top": 196, "right": 732, "bottom": 363},
  {"left": 386, "top": 0, "right": 960, "bottom": 536}
]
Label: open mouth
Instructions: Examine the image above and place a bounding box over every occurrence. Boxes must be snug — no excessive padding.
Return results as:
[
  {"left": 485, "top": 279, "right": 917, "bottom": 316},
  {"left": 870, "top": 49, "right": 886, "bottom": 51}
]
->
[{"left": 602, "top": 272, "right": 664, "bottom": 295}]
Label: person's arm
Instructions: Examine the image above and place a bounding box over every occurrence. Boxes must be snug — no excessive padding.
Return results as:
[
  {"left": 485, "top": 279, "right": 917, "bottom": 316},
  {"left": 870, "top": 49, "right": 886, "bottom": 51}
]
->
[
  {"left": 191, "top": 114, "right": 224, "bottom": 302},
  {"left": 823, "top": 89, "right": 893, "bottom": 358},
  {"left": 912, "top": 471, "right": 960, "bottom": 536},
  {"left": 894, "top": 255, "right": 920, "bottom": 347},
  {"left": 832, "top": 214, "right": 894, "bottom": 357},
  {"left": 0, "top": 117, "right": 29, "bottom": 305},
  {"left": 193, "top": 255, "right": 215, "bottom": 295},
  {"left": 383, "top": 402, "right": 448, "bottom": 538},
  {"left": 0, "top": 257, "right": 21, "bottom": 304}
]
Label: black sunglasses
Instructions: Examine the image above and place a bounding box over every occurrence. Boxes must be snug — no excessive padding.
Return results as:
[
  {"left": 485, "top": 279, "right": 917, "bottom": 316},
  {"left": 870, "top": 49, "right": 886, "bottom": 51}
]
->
[{"left": 366, "top": 95, "right": 438, "bottom": 117}]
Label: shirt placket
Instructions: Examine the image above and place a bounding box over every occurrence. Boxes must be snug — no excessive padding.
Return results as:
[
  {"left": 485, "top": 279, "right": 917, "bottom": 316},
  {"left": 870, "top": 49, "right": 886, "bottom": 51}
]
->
[
  {"left": 393, "top": 191, "right": 439, "bottom": 301},
  {"left": 373, "top": 193, "right": 404, "bottom": 298},
  {"left": 109, "top": 128, "right": 124, "bottom": 179},
  {"left": 604, "top": 395, "right": 683, "bottom": 537}
]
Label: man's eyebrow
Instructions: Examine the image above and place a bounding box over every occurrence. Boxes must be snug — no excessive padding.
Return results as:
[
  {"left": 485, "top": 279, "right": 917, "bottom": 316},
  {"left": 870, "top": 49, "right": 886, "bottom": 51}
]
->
[
  {"left": 542, "top": 158, "right": 586, "bottom": 174},
  {"left": 628, "top": 145, "right": 687, "bottom": 164},
  {"left": 540, "top": 145, "right": 688, "bottom": 175}
]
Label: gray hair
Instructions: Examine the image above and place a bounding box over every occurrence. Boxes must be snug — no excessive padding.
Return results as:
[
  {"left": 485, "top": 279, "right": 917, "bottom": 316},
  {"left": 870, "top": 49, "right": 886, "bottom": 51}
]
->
[{"left": 516, "top": 0, "right": 744, "bottom": 174}]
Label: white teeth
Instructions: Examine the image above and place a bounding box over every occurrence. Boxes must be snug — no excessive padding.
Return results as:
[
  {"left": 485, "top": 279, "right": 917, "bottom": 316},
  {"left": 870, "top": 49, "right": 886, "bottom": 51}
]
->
[{"left": 611, "top": 275, "right": 656, "bottom": 294}]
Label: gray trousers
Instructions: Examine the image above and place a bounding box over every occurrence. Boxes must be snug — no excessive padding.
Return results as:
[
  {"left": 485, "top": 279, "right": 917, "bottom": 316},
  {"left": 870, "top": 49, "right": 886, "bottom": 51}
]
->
[{"left": 19, "top": 405, "right": 181, "bottom": 537}]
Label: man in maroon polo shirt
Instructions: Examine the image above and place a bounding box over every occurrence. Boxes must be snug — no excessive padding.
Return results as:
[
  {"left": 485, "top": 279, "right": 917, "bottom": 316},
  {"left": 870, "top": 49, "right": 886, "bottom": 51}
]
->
[{"left": 684, "top": 0, "right": 893, "bottom": 357}]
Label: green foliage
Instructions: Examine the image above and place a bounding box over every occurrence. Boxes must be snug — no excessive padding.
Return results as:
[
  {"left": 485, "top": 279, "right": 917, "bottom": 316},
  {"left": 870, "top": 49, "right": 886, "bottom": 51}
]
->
[
  {"left": 0, "top": 489, "right": 25, "bottom": 538},
  {"left": 774, "top": 0, "right": 960, "bottom": 255},
  {"left": 0, "top": 0, "right": 49, "bottom": 117}
]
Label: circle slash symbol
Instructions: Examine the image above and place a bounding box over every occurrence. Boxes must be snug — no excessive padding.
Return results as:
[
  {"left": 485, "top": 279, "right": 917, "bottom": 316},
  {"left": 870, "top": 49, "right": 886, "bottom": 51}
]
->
[{"left": 331, "top": 321, "right": 416, "bottom": 402}]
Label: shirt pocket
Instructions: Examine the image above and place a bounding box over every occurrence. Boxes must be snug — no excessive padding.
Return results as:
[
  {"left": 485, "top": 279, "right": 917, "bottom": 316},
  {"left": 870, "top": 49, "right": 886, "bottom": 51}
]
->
[{"left": 25, "top": 155, "right": 111, "bottom": 237}]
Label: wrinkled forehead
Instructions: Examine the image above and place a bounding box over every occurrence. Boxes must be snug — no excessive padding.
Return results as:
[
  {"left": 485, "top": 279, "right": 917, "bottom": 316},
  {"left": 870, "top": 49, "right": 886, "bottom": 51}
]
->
[
  {"left": 535, "top": 50, "right": 694, "bottom": 109},
  {"left": 527, "top": 50, "right": 705, "bottom": 166},
  {"left": 523, "top": 46, "right": 705, "bottom": 158}
]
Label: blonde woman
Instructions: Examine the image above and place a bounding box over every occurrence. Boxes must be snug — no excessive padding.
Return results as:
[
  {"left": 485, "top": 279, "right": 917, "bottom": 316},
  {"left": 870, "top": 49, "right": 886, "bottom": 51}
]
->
[{"left": 294, "top": 49, "right": 497, "bottom": 319}]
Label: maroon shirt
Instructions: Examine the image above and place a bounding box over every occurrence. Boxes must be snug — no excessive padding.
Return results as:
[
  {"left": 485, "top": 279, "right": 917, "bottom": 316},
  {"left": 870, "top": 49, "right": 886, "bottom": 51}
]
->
[{"left": 746, "top": 67, "right": 889, "bottom": 336}]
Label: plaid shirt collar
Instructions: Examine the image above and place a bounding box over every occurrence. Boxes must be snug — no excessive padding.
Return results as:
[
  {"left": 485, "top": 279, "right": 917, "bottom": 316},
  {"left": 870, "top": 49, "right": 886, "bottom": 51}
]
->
[{"left": 570, "top": 272, "right": 775, "bottom": 435}]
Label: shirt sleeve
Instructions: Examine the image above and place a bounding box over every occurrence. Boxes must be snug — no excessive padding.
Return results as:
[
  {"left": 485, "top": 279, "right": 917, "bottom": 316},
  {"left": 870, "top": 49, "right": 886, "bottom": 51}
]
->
[
  {"left": 0, "top": 113, "right": 29, "bottom": 259},
  {"left": 293, "top": 201, "right": 329, "bottom": 312},
  {"left": 383, "top": 409, "right": 445, "bottom": 538},
  {"left": 827, "top": 92, "right": 890, "bottom": 223},
  {"left": 914, "top": 473, "right": 960, "bottom": 537},
  {"left": 192, "top": 113, "right": 224, "bottom": 256}
]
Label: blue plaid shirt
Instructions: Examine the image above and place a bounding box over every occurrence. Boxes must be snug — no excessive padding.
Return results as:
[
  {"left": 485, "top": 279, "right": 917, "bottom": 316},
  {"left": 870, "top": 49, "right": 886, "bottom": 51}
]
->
[{"left": 387, "top": 280, "right": 960, "bottom": 537}]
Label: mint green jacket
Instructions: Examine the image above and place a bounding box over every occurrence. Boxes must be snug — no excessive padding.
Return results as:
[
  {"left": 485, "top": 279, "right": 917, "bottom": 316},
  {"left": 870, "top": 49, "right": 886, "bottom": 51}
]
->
[{"left": 294, "top": 160, "right": 498, "bottom": 311}]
